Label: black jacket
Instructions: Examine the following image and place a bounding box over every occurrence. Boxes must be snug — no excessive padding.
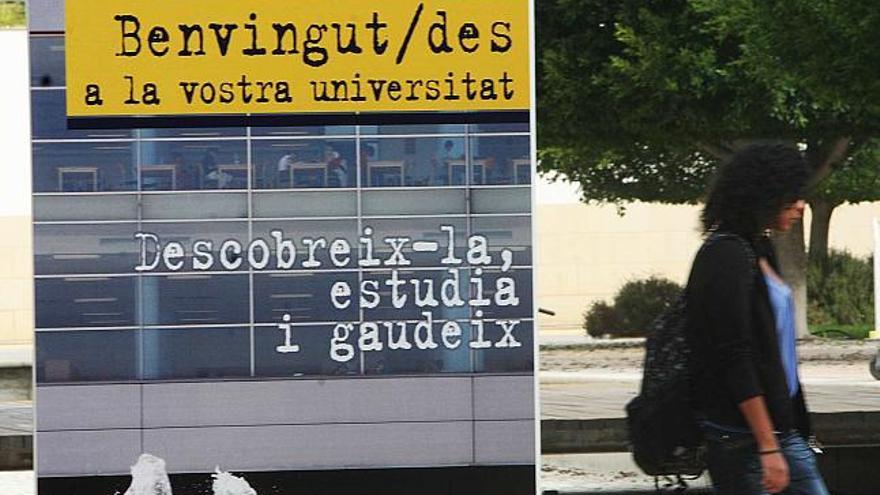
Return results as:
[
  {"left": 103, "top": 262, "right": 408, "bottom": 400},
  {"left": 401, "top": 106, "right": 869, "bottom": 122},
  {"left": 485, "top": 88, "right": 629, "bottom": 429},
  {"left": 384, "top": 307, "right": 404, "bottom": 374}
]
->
[{"left": 685, "top": 234, "right": 810, "bottom": 436}]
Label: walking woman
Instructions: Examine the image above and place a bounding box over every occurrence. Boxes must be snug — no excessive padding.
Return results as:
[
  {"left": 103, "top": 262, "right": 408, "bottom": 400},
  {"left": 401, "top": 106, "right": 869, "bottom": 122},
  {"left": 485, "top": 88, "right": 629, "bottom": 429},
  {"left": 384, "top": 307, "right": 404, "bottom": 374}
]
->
[{"left": 686, "top": 144, "right": 829, "bottom": 494}]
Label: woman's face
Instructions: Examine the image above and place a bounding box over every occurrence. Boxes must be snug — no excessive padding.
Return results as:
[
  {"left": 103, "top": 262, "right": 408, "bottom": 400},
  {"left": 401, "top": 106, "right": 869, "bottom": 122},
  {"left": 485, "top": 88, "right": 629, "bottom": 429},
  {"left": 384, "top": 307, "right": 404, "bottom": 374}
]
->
[{"left": 773, "top": 199, "right": 806, "bottom": 231}]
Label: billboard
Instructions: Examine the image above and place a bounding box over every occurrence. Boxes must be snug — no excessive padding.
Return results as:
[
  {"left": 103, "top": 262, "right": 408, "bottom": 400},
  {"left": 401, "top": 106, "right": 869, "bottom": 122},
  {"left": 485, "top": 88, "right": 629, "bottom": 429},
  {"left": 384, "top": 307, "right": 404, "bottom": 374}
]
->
[
  {"left": 33, "top": 0, "right": 536, "bottom": 493},
  {"left": 65, "top": 0, "right": 530, "bottom": 125}
]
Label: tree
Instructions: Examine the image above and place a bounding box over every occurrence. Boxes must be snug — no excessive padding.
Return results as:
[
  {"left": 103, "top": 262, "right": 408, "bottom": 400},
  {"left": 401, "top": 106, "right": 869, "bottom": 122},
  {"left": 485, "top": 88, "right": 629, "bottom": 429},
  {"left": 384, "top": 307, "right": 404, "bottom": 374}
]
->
[
  {"left": 0, "top": 1, "right": 26, "bottom": 28},
  {"left": 809, "top": 142, "right": 880, "bottom": 267},
  {"left": 538, "top": 0, "right": 880, "bottom": 335}
]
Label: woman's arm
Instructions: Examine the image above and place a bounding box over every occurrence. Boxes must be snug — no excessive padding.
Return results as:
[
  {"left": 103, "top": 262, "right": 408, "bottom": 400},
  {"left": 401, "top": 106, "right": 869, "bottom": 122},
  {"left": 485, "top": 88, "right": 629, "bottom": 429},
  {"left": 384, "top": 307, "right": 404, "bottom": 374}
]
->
[
  {"left": 700, "top": 240, "right": 763, "bottom": 402},
  {"left": 740, "top": 395, "right": 789, "bottom": 493}
]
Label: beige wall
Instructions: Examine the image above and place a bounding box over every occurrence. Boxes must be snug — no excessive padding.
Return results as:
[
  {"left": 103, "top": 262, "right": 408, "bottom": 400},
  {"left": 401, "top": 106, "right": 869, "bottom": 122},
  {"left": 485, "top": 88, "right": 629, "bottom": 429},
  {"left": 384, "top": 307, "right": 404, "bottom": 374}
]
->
[
  {"left": 536, "top": 199, "right": 880, "bottom": 332},
  {"left": 0, "top": 29, "right": 31, "bottom": 347},
  {"left": 0, "top": 216, "right": 33, "bottom": 345},
  {"left": 818, "top": 202, "right": 880, "bottom": 257}
]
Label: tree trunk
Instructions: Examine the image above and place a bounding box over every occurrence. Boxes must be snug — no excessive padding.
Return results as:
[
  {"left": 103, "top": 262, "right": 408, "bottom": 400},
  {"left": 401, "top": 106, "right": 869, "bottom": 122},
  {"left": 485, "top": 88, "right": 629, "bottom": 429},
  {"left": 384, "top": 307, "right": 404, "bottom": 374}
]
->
[
  {"left": 772, "top": 220, "right": 809, "bottom": 338},
  {"left": 807, "top": 198, "right": 837, "bottom": 268}
]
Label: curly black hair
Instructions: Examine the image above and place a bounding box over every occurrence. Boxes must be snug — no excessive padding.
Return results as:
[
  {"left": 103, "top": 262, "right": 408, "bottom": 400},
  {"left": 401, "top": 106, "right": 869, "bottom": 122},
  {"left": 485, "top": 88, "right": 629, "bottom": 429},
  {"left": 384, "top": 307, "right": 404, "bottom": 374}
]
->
[{"left": 701, "top": 144, "right": 809, "bottom": 238}]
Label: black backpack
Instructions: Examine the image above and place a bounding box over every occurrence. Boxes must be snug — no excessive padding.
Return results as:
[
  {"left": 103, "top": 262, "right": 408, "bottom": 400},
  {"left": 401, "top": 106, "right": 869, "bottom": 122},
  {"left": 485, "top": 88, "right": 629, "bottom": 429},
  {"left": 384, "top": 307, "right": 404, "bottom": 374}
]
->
[{"left": 625, "top": 233, "right": 756, "bottom": 487}]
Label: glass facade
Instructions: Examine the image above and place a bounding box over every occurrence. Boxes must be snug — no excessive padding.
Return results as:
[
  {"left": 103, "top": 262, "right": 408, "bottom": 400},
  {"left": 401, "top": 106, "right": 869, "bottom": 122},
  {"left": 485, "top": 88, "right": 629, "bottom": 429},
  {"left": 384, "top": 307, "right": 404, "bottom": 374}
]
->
[{"left": 31, "top": 34, "right": 534, "bottom": 386}]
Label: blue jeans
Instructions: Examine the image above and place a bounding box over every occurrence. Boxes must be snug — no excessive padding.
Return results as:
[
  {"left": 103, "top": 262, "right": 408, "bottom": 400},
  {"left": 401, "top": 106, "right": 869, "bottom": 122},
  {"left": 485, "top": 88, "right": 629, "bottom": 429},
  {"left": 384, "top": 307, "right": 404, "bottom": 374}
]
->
[{"left": 701, "top": 422, "right": 830, "bottom": 495}]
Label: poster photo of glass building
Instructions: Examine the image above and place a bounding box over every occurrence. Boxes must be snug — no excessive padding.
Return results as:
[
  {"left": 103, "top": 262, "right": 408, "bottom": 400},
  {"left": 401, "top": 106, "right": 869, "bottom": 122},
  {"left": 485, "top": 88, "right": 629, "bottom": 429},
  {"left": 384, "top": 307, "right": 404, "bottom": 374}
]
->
[{"left": 30, "top": 1, "right": 537, "bottom": 493}]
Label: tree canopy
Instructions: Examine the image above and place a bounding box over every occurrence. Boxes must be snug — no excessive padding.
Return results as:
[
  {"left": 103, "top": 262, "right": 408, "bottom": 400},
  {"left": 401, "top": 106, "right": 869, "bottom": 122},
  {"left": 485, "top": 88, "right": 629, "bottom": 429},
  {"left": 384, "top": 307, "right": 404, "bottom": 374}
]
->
[
  {"left": 0, "top": 1, "right": 26, "bottom": 28},
  {"left": 537, "top": 0, "right": 880, "bottom": 334},
  {"left": 538, "top": 0, "right": 879, "bottom": 210}
]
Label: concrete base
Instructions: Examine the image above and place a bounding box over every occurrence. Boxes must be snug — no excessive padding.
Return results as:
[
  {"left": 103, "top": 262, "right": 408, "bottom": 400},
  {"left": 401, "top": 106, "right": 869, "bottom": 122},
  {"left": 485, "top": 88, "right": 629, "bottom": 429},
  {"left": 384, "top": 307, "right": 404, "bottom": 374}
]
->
[
  {"left": 542, "top": 412, "right": 880, "bottom": 454},
  {"left": 542, "top": 413, "right": 880, "bottom": 495},
  {"left": 817, "top": 446, "right": 880, "bottom": 495},
  {"left": 38, "top": 465, "right": 536, "bottom": 495}
]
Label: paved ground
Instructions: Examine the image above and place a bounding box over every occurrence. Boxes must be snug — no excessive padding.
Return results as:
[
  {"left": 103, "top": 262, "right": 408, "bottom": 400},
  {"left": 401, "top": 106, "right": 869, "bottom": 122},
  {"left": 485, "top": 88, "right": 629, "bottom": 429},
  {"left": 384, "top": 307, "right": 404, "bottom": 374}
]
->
[
  {"left": 540, "top": 363, "right": 880, "bottom": 420},
  {"left": 541, "top": 453, "right": 712, "bottom": 493},
  {"left": 539, "top": 331, "right": 880, "bottom": 419},
  {"left": 0, "top": 470, "right": 33, "bottom": 495},
  {"left": 540, "top": 364, "right": 880, "bottom": 420}
]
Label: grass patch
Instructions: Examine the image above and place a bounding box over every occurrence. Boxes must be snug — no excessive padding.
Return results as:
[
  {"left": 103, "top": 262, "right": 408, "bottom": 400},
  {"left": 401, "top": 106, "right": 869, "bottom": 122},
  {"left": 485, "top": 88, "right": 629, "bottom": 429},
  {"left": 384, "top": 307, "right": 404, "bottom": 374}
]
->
[
  {"left": 0, "top": 1, "right": 26, "bottom": 28},
  {"left": 809, "top": 324, "right": 872, "bottom": 340}
]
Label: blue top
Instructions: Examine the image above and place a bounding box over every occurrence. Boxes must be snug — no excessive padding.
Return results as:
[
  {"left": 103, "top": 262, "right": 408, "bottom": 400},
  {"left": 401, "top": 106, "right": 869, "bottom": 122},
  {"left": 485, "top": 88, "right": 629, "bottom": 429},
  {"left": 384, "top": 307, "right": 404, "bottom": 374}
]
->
[{"left": 764, "top": 273, "right": 799, "bottom": 397}]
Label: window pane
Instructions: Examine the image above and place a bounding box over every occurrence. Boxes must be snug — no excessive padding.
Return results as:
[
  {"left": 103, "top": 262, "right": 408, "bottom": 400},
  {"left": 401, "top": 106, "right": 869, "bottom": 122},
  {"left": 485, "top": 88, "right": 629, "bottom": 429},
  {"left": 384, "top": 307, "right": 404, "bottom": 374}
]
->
[
  {"left": 253, "top": 272, "right": 359, "bottom": 325},
  {"left": 36, "top": 330, "right": 139, "bottom": 383},
  {"left": 360, "top": 124, "right": 465, "bottom": 135},
  {"left": 470, "top": 188, "right": 530, "bottom": 214},
  {"left": 34, "top": 223, "right": 140, "bottom": 275},
  {"left": 474, "top": 269, "right": 533, "bottom": 320},
  {"left": 35, "top": 277, "right": 137, "bottom": 329},
  {"left": 361, "top": 269, "right": 470, "bottom": 322},
  {"left": 251, "top": 139, "right": 356, "bottom": 189},
  {"left": 471, "top": 216, "right": 532, "bottom": 266},
  {"left": 142, "top": 327, "right": 250, "bottom": 380},
  {"left": 469, "top": 122, "right": 530, "bottom": 133},
  {"left": 473, "top": 320, "right": 533, "bottom": 373},
  {"left": 254, "top": 324, "right": 361, "bottom": 377},
  {"left": 136, "top": 221, "right": 249, "bottom": 274},
  {"left": 34, "top": 194, "right": 138, "bottom": 222},
  {"left": 362, "top": 321, "right": 472, "bottom": 375},
  {"left": 251, "top": 219, "right": 358, "bottom": 270},
  {"left": 470, "top": 136, "right": 531, "bottom": 185},
  {"left": 30, "top": 36, "right": 65, "bottom": 87},
  {"left": 251, "top": 125, "right": 355, "bottom": 137},
  {"left": 362, "top": 218, "right": 467, "bottom": 267},
  {"left": 141, "top": 192, "right": 248, "bottom": 220},
  {"left": 31, "top": 90, "right": 133, "bottom": 140},
  {"left": 33, "top": 141, "right": 136, "bottom": 193},
  {"left": 138, "top": 128, "right": 246, "bottom": 138},
  {"left": 139, "top": 140, "right": 247, "bottom": 191},
  {"left": 140, "top": 274, "right": 249, "bottom": 326},
  {"left": 252, "top": 190, "right": 357, "bottom": 218},
  {"left": 361, "top": 189, "right": 466, "bottom": 216},
  {"left": 361, "top": 137, "right": 466, "bottom": 187}
]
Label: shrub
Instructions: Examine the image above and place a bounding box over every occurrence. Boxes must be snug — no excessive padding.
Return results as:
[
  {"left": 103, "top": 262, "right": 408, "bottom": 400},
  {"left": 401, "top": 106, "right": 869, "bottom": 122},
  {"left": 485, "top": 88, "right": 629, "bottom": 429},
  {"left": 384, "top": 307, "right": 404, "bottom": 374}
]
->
[
  {"left": 614, "top": 276, "right": 683, "bottom": 337},
  {"left": 583, "top": 276, "right": 682, "bottom": 338},
  {"left": 808, "top": 250, "right": 874, "bottom": 330},
  {"left": 584, "top": 301, "right": 622, "bottom": 338}
]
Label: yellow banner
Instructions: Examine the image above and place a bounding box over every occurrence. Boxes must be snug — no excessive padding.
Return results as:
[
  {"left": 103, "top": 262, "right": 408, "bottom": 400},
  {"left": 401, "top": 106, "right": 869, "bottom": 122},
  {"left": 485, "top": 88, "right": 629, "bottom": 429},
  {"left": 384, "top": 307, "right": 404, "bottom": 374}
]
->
[{"left": 65, "top": 0, "right": 530, "bottom": 119}]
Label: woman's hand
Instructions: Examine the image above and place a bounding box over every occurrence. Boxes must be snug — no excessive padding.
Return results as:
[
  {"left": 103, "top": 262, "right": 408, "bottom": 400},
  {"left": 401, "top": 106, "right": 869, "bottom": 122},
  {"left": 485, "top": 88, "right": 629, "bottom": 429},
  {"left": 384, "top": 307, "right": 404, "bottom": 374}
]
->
[
  {"left": 737, "top": 396, "right": 790, "bottom": 492},
  {"left": 761, "top": 451, "right": 789, "bottom": 493}
]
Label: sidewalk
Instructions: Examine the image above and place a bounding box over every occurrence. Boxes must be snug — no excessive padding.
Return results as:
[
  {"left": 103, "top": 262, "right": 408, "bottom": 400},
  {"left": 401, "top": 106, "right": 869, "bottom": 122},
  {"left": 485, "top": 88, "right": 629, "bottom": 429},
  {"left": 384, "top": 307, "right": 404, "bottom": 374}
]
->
[
  {"left": 0, "top": 470, "right": 32, "bottom": 495},
  {"left": 0, "top": 346, "right": 31, "bottom": 368},
  {"left": 539, "top": 334, "right": 880, "bottom": 420},
  {"left": 540, "top": 363, "right": 880, "bottom": 420}
]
